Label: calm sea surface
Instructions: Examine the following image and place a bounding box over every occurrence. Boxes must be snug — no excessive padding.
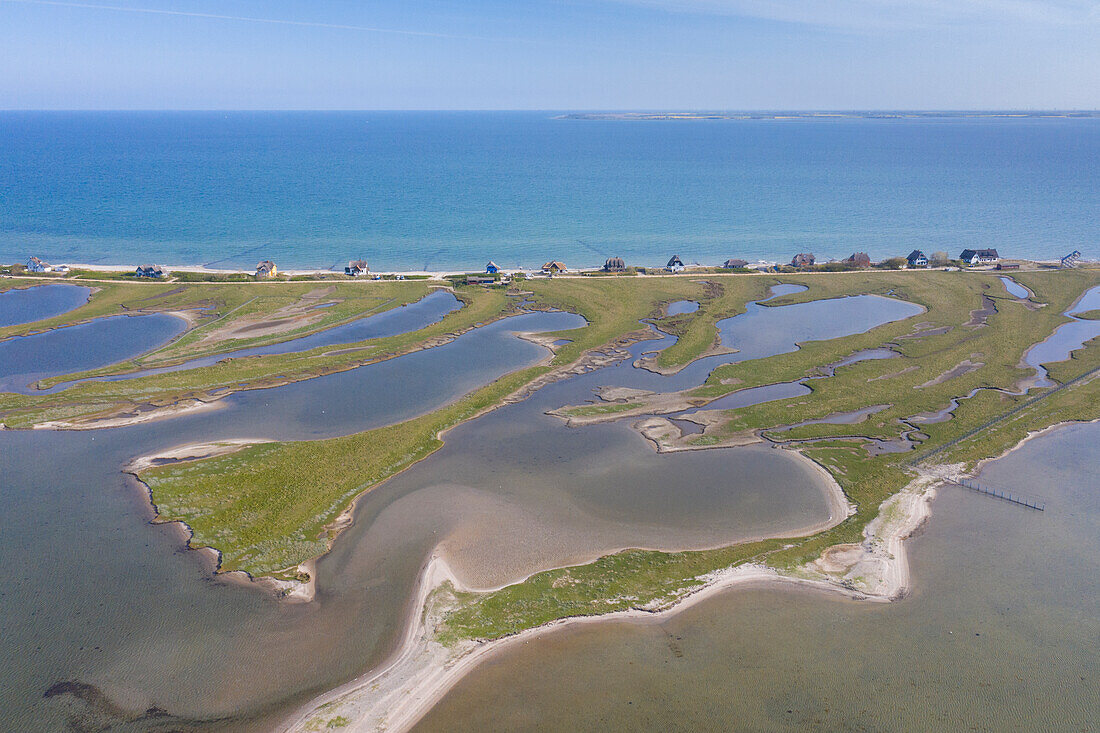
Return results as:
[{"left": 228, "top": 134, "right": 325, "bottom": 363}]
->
[{"left": 2, "top": 112, "right": 1098, "bottom": 270}]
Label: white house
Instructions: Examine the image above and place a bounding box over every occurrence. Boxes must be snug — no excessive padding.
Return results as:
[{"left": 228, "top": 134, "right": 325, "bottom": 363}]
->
[
  {"left": 27, "top": 256, "right": 51, "bottom": 273},
  {"left": 959, "top": 248, "right": 999, "bottom": 266}
]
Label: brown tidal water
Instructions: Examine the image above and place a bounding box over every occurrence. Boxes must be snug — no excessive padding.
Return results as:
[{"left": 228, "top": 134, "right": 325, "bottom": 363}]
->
[
  {"left": 0, "top": 284, "right": 923, "bottom": 731},
  {"left": 415, "top": 422, "right": 1100, "bottom": 732}
]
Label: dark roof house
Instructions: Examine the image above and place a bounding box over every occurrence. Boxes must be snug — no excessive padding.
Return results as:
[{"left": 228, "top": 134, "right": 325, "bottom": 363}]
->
[
  {"left": 906, "top": 250, "right": 928, "bottom": 268},
  {"left": 791, "top": 253, "right": 815, "bottom": 268},
  {"left": 345, "top": 260, "right": 369, "bottom": 276},
  {"left": 666, "top": 255, "right": 685, "bottom": 271},
  {"left": 723, "top": 259, "right": 749, "bottom": 269},
  {"left": 603, "top": 256, "right": 626, "bottom": 272},
  {"left": 1061, "top": 250, "right": 1082, "bottom": 268}
]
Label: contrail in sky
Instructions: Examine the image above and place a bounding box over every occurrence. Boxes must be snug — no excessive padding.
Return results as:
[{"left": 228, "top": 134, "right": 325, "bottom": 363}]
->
[{"left": 0, "top": 0, "right": 505, "bottom": 40}]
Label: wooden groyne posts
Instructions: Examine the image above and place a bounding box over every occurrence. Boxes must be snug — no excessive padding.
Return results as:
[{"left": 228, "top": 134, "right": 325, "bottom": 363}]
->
[{"left": 949, "top": 477, "right": 1045, "bottom": 511}]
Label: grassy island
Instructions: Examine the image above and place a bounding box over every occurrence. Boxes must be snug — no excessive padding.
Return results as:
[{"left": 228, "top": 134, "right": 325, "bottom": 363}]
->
[{"left": 4, "top": 268, "right": 1099, "bottom": 636}]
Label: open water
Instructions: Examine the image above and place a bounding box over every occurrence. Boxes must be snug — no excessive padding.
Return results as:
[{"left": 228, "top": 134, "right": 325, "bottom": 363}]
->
[{"left": 2, "top": 112, "right": 1098, "bottom": 271}]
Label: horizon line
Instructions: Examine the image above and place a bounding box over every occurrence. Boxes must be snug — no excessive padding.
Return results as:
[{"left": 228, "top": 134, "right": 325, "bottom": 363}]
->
[{"left": 2, "top": 108, "right": 1099, "bottom": 113}]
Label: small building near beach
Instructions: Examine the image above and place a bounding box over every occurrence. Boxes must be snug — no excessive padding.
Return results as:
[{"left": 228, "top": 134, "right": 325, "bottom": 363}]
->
[
  {"left": 27, "top": 256, "right": 51, "bottom": 273},
  {"left": 485, "top": 261, "right": 500, "bottom": 274},
  {"left": 995, "top": 262, "right": 1020, "bottom": 270},
  {"left": 466, "top": 275, "right": 495, "bottom": 285},
  {"left": 603, "top": 256, "right": 626, "bottom": 272},
  {"left": 906, "top": 250, "right": 928, "bottom": 268},
  {"left": 1061, "top": 250, "right": 1082, "bottom": 268},
  {"left": 845, "top": 252, "right": 872, "bottom": 268},
  {"left": 791, "top": 253, "right": 815, "bottom": 268},
  {"left": 666, "top": 255, "right": 685, "bottom": 272},
  {"left": 723, "top": 259, "right": 749, "bottom": 269},
  {"left": 255, "top": 260, "right": 278, "bottom": 278},
  {"left": 345, "top": 260, "right": 369, "bottom": 276},
  {"left": 134, "top": 264, "right": 165, "bottom": 278},
  {"left": 959, "top": 248, "right": 999, "bottom": 265},
  {"left": 542, "top": 261, "right": 566, "bottom": 274}
]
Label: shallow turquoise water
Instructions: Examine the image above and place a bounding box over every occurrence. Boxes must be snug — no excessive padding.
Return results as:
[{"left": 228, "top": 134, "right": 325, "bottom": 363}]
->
[{"left": 2, "top": 112, "right": 1097, "bottom": 270}]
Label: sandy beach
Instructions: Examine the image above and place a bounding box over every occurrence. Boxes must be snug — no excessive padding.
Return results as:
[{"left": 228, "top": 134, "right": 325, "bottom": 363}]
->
[
  {"left": 277, "top": 403, "right": 1100, "bottom": 733},
  {"left": 278, "top": 443, "right": 872, "bottom": 733}
]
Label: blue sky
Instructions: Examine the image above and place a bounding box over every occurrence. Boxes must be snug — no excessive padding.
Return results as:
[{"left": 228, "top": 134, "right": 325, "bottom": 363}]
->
[{"left": 1, "top": 0, "right": 1098, "bottom": 109}]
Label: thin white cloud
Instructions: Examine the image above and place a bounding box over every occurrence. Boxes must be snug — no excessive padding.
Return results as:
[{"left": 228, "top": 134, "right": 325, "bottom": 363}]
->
[
  {"left": 0, "top": 0, "right": 508, "bottom": 40},
  {"left": 605, "top": 0, "right": 1100, "bottom": 29}
]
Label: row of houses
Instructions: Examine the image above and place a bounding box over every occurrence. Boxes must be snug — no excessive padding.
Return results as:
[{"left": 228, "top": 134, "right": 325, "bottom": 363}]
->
[
  {"left": 902, "top": 249, "right": 1001, "bottom": 268},
  {"left": 22, "top": 248, "right": 1085, "bottom": 281}
]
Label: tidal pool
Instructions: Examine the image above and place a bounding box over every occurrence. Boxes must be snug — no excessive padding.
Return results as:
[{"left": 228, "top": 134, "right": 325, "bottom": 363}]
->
[
  {"left": 1000, "top": 276, "right": 1029, "bottom": 299},
  {"left": 665, "top": 299, "right": 699, "bottom": 315},
  {"left": 414, "top": 422, "right": 1100, "bottom": 732},
  {"left": 0, "top": 282, "right": 90, "bottom": 327},
  {"left": 0, "top": 312, "right": 186, "bottom": 393}
]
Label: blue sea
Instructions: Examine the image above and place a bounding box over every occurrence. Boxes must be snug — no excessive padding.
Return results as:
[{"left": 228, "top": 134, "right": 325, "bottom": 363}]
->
[{"left": 1, "top": 112, "right": 1097, "bottom": 271}]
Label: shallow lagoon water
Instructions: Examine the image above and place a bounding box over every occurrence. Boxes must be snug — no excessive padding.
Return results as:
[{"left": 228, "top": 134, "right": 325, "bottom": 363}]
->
[
  {"left": 1022, "top": 285, "right": 1100, "bottom": 386},
  {"left": 415, "top": 422, "right": 1100, "bottom": 732},
  {"left": 42, "top": 289, "right": 462, "bottom": 392},
  {"left": 573, "top": 286, "right": 922, "bottom": 399},
  {"left": 0, "top": 312, "right": 186, "bottom": 393},
  {"left": 0, "top": 282, "right": 90, "bottom": 327},
  {"left": 0, "top": 286, "right": 930, "bottom": 730}
]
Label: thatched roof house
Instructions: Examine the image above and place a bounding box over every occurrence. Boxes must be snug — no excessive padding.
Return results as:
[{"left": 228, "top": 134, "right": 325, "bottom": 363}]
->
[
  {"left": 345, "top": 260, "right": 369, "bottom": 276},
  {"left": 845, "top": 252, "right": 871, "bottom": 268},
  {"left": 134, "top": 264, "right": 165, "bottom": 278},
  {"left": 485, "top": 261, "right": 500, "bottom": 274},
  {"left": 255, "top": 260, "right": 278, "bottom": 278},
  {"left": 27, "top": 256, "right": 51, "bottom": 273},
  {"left": 666, "top": 255, "right": 685, "bottom": 271},
  {"left": 791, "top": 253, "right": 815, "bottom": 268},
  {"left": 542, "top": 261, "right": 566, "bottom": 274},
  {"left": 723, "top": 259, "right": 748, "bottom": 269},
  {"left": 603, "top": 256, "right": 626, "bottom": 272}
]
